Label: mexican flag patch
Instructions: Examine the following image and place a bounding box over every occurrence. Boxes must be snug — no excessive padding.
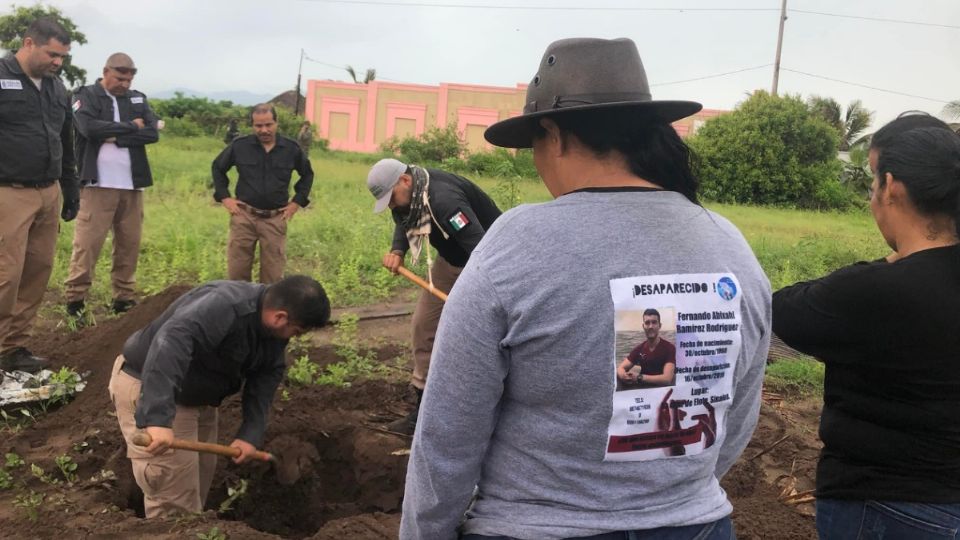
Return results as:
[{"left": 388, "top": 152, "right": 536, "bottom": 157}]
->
[{"left": 448, "top": 210, "right": 470, "bottom": 232}]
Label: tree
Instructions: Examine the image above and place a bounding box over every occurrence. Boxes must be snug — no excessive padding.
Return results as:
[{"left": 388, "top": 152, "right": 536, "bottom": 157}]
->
[
  {"left": 841, "top": 142, "right": 872, "bottom": 199},
  {"left": 345, "top": 65, "right": 376, "bottom": 84},
  {"left": 0, "top": 4, "right": 87, "bottom": 87},
  {"left": 806, "top": 96, "right": 874, "bottom": 151},
  {"left": 944, "top": 100, "right": 960, "bottom": 120},
  {"left": 689, "top": 91, "right": 850, "bottom": 209}
]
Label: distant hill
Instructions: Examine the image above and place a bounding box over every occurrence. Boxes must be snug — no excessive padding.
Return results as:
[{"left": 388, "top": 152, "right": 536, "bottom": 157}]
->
[{"left": 149, "top": 88, "right": 275, "bottom": 105}]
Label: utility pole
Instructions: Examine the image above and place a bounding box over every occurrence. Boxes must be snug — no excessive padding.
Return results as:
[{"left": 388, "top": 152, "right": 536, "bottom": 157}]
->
[
  {"left": 771, "top": 0, "right": 787, "bottom": 96},
  {"left": 294, "top": 48, "right": 304, "bottom": 116}
]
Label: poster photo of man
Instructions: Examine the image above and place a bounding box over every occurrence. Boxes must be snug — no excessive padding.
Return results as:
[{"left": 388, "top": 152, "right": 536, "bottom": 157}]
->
[{"left": 615, "top": 307, "right": 677, "bottom": 391}]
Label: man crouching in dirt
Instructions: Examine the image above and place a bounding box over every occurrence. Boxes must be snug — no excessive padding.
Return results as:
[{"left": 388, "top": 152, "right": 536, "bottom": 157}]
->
[{"left": 108, "top": 275, "right": 330, "bottom": 518}]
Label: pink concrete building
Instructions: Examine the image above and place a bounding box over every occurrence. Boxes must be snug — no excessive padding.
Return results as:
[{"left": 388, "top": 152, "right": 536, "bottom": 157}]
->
[{"left": 305, "top": 79, "right": 725, "bottom": 153}]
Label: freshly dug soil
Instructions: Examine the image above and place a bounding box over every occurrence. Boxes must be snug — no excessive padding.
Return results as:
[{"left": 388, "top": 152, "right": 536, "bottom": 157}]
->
[{"left": 0, "top": 286, "right": 819, "bottom": 539}]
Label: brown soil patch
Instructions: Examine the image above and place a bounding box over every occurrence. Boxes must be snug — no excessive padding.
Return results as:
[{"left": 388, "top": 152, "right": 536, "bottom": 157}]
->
[{"left": 0, "top": 286, "right": 819, "bottom": 539}]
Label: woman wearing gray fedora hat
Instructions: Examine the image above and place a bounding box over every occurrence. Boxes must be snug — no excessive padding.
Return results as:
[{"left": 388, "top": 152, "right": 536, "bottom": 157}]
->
[{"left": 401, "top": 38, "right": 771, "bottom": 539}]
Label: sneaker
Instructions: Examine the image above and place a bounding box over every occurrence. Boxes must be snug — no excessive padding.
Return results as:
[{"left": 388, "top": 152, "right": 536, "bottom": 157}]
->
[
  {"left": 66, "top": 300, "right": 85, "bottom": 317},
  {"left": 0, "top": 347, "right": 48, "bottom": 373},
  {"left": 112, "top": 299, "right": 137, "bottom": 314}
]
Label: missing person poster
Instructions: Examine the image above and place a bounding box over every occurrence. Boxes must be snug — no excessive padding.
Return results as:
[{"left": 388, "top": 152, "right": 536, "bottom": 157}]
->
[{"left": 605, "top": 273, "right": 743, "bottom": 461}]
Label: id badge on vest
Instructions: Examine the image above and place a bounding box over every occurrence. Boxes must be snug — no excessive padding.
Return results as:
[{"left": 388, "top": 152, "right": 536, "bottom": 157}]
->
[{"left": 605, "top": 273, "right": 743, "bottom": 461}]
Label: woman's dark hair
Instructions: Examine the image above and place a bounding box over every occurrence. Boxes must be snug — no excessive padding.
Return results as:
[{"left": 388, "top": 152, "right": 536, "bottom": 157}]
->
[
  {"left": 871, "top": 112, "right": 960, "bottom": 237},
  {"left": 264, "top": 275, "right": 331, "bottom": 329},
  {"left": 532, "top": 108, "right": 700, "bottom": 204}
]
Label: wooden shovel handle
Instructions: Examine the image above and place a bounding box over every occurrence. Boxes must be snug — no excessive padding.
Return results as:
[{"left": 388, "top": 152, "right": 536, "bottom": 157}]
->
[
  {"left": 397, "top": 266, "right": 448, "bottom": 302},
  {"left": 131, "top": 431, "right": 275, "bottom": 463}
]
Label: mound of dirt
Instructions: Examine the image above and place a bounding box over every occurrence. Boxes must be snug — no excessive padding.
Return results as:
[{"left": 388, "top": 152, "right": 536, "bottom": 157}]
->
[{"left": 0, "top": 286, "right": 821, "bottom": 539}]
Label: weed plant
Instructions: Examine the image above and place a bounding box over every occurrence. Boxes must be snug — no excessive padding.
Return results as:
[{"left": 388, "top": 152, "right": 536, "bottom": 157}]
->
[{"left": 13, "top": 490, "right": 43, "bottom": 521}]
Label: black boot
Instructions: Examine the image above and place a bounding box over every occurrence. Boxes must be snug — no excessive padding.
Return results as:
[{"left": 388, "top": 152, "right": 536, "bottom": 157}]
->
[
  {"left": 66, "top": 300, "right": 85, "bottom": 318},
  {"left": 0, "top": 347, "right": 48, "bottom": 373},
  {"left": 112, "top": 298, "right": 137, "bottom": 314},
  {"left": 387, "top": 387, "right": 423, "bottom": 435}
]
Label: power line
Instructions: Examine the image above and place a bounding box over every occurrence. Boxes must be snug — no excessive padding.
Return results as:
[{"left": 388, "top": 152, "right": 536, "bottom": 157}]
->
[
  {"left": 789, "top": 9, "right": 960, "bottom": 30},
  {"left": 781, "top": 68, "right": 951, "bottom": 104},
  {"left": 651, "top": 64, "right": 773, "bottom": 87},
  {"left": 301, "top": 0, "right": 778, "bottom": 12},
  {"left": 301, "top": 0, "right": 960, "bottom": 31},
  {"left": 303, "top": 54, "right": 409, "bottom": 83},
  {"left": 302, "top": 53, "right": 950, "bottom": 105}
]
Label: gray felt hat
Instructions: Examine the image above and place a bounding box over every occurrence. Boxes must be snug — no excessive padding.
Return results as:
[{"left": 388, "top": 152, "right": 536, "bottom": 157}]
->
[{"left": 484, "top": 37, "right": 702, "bottom": 149}]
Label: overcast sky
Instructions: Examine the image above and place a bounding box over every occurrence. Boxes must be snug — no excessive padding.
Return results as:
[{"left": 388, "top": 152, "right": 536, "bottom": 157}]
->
[{"left": 30, "top": 0, "right": 960, "bottom": 129}]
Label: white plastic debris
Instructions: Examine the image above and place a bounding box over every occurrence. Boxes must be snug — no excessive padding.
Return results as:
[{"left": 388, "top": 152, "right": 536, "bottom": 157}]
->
[{"left": 0, "top": 369, "right": 87, "bottom": 406}]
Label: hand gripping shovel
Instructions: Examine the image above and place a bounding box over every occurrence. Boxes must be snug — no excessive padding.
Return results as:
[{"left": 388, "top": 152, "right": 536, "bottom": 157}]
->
[
  {"left": 131, "top": 431, "right": 307, "bottom": 485},
  {"left": 131, "top": 431, "right": 277, "bottom": 463}
]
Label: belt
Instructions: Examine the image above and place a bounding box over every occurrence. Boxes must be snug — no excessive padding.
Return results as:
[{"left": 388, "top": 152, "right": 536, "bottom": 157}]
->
[
  {"left": 0, "top": 180, "right": 57, "bottom": 189},
  {"left": 238, "top": 202, "right": 283, "bottom": 218},
  {"left": 120, "top": 361, "right": 142, "bottom": 380}
]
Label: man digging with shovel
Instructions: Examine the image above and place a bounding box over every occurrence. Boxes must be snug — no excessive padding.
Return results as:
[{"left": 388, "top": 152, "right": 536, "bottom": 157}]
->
[
  {"left": 367, "top": 159, "right": 501, "bottom": 435},
  {"left": 108, "top": 275, "right": 330, "bottom": 518}
]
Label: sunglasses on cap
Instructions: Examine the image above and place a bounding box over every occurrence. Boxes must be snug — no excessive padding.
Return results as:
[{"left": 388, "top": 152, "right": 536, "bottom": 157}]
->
[{"left": 109, "top": 66, "right": 137, "bottom": 75}]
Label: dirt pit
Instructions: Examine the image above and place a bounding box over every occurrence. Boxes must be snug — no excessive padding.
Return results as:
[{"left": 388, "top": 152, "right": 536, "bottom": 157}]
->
[{"left": 0, "top": 286, "right": 820, "bottom": 539}]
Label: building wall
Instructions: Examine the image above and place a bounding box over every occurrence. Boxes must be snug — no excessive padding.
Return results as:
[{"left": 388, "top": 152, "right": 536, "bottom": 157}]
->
[{"left": 305, "top": 79, "right": 725, "bottom": 153}]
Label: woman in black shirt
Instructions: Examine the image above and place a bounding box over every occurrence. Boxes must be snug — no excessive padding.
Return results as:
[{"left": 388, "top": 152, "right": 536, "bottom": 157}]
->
[{"left": 773, "top": 112, "right": 960, "bottom": 540}]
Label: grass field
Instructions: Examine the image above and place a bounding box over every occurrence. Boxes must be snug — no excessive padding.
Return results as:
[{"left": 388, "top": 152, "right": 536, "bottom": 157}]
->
[{"left": 48, "top": 136, "right": 888, "bottom": 309}]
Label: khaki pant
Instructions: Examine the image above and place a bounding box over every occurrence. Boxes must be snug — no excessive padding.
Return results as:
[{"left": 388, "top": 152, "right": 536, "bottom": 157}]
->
[
  {"left": 226, "top": 207, "right": 287, "bottom": 284},
  {"left": 410, "top": 256, "right": 462, "bottom": 390},
  {"left": 0, "top": 183, "right": 61, "bottom": 353},
  {"left": 64, "top": 187, "right": 144, "bottom": 302},
  {"left": 108, "top": 355, "right": 218, "bottom": 518}
]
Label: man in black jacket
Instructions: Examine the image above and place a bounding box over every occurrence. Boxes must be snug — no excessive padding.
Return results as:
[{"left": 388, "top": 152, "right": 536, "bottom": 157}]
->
[
  {"left": 0, "top": 18, "right": 79, "bottom": 373},
  {"left": 367, "top": 158, "right": 501, "bottom": 434},
  {"left": 66, "top": 53, "right": 159, "bottom": 317},
  {"left": 108, "top": 275, "right": 330, "bottom": 518}
]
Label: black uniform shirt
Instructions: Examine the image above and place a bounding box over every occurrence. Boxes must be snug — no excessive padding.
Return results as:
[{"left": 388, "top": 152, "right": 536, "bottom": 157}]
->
[
  {"left": 121, "top": 281, "right": 288, "bottom": 447},
  {"left": 390, "top": 169, "right": 501, "bottom": 268},
  {"left": 211, "top": 134, "right": 313, "bottom": 210},
  {"left": 0, "top": 54, "right": 78, "bottom": 194}
]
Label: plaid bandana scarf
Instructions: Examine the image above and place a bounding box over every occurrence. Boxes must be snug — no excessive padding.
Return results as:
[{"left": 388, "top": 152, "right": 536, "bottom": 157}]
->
[{"left": 403, "top": 166, "right": 432, "bottom": 266}]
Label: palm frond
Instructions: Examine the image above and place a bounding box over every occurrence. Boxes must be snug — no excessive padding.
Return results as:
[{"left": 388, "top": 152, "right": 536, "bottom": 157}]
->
[{"left": 943, "top": 100, "right": 960, "bottom": 120}]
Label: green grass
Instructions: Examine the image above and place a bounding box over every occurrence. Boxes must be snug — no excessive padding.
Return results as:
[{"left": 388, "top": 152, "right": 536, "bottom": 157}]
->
[
  {"left": 765, "top": 356, "right": 826, "bottom": 397},
  {"left": 46, "top": 136, "right": 887, "bottom": 311},
  {"left": 712, "top": 203, "right": 886, "bottom": 290}
]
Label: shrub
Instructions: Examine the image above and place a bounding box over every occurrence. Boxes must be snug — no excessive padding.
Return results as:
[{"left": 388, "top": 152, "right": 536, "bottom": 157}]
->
[
  {"left": 380, "top": 125, "right": 466, "bottom": 163},
  {"left": 152, "top": 92, "right": 307, "bottom": 140},
  {"left": 162, "top": 117, "right": 206, "bottom": 137},
  {"left": 689, "top": 91, "right": 850, "bottom": 209}
]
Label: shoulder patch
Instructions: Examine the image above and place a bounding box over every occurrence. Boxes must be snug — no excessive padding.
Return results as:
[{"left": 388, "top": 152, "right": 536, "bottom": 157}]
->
[
  {"left": 72, "top": 99, "right": 81, "bottom": 112},
  {"left": 447, "top": 209, "right": 471, "bottom": 232}
]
